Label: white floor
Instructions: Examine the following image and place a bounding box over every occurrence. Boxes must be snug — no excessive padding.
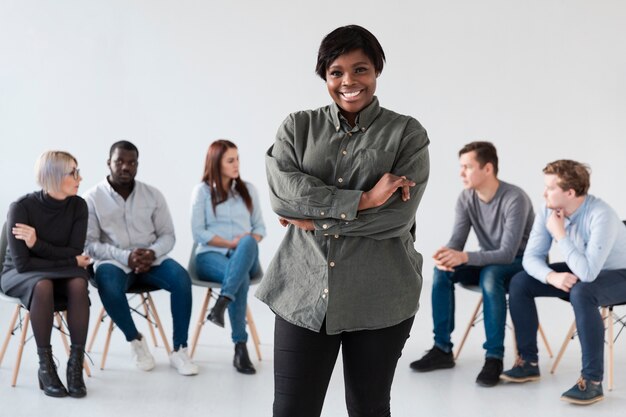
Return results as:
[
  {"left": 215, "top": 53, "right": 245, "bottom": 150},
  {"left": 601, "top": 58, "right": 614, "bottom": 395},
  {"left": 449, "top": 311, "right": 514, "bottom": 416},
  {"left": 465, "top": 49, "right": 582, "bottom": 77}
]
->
[{"left": 1, "top": 280, "right": 625, "bottom": 417}]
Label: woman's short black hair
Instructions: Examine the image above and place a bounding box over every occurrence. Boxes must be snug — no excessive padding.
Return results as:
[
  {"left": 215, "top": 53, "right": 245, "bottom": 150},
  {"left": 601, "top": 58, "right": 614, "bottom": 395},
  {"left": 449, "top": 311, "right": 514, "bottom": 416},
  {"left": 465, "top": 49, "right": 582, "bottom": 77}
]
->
[{"left": 315, "top": 25, "right": 386, "bottom": 81}]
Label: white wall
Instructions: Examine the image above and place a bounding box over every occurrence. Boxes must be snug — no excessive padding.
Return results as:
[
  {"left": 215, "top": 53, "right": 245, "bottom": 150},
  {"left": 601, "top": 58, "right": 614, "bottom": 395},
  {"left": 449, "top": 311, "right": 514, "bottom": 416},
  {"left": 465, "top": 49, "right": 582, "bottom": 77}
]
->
[{"left": 1, "top": 0, "right": 625, "bottom": 273}]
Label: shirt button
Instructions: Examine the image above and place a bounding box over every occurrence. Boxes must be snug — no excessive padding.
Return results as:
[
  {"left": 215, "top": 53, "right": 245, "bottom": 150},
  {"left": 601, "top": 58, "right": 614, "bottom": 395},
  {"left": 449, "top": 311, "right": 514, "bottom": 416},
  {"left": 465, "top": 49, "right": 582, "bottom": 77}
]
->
[
  {"left": 347, "top": 132, "right": 352, "bottom": 137},
  {"left": 334, "top": 234, "right": 339, "bottom": 239},
  {"left": 322, "top": 224, "right": 328, "bottom": 230},
  {"left": 324, "top": 233, "right": 329, "bottom": 236},
  {"left": 320, "top": 211, "right": 325, "bottom": 216},
  {"left": 322, "top": 294, "right": 327, "bottom": 299},
  {"left": 361, "top": 127, "right": 366, "bottom": 132},
  {"left": 338, "top": 178, "right": 343, "bottom": 183},
  {"left": 340, "top": 213, "right": 346, "bottom": 219},
  {"left": 329, "top": 261, "right": 335, "bottom": 267},
  {"left": 335, "top": 125, "right": 340, "bottom": 131},
  {"left": 323, "top": 288, "right": 329, "bottom": 294},
  {"left": 342, "top": 150, "right": 347, "bottom": 156}
]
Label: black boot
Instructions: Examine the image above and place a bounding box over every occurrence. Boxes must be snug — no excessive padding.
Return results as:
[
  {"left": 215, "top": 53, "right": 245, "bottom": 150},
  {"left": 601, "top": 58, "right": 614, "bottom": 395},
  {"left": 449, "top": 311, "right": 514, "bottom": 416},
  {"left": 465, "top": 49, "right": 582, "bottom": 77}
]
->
[
  {"left": 67, "top": 344, "right": 87, "bottom": 398},
  {"left": 233, "top": 342, "right": 256, "bottom": 375},
  {"left": 207, "top": 296, "right": 231, "bottom": 328},
  {"left": 37, "top": 346, "right": 68, "bottom": 397}
]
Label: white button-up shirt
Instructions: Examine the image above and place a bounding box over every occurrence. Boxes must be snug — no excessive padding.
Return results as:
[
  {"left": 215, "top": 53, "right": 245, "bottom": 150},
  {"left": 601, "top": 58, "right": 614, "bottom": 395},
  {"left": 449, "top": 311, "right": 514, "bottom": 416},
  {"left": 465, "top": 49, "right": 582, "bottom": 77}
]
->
[{"left": 83, "top": 179, "right": 176, "bottom": 273}]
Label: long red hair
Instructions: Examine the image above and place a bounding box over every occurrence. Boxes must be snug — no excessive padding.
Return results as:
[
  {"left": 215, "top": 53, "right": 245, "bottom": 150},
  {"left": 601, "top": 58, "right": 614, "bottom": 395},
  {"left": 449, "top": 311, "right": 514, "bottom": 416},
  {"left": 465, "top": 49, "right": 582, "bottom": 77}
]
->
[{"left": 201, "top": 140, "right": 253, "bottom": 214}]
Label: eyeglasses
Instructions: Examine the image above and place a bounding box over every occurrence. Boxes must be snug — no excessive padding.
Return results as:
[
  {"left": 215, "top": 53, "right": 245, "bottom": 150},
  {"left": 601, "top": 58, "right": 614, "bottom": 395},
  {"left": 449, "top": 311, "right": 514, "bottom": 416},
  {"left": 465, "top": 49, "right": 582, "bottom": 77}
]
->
[{"left": 65, "top": 168, "right": 81, "bottom": 180}]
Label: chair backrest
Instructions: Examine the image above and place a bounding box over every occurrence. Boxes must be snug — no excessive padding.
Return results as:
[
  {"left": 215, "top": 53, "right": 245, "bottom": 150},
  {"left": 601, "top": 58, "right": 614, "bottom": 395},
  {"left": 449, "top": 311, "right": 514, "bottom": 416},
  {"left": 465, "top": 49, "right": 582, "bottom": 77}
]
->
[{"left": 0, "top": 221, "right": 7, "bottom": 270}]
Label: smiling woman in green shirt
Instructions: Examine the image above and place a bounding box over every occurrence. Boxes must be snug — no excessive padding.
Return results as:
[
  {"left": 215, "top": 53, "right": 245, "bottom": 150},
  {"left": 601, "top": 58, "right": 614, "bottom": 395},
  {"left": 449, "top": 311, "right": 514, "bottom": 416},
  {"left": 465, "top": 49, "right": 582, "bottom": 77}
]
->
[{"left": 256, "top": 25, "right": 430, "bottom": 417}]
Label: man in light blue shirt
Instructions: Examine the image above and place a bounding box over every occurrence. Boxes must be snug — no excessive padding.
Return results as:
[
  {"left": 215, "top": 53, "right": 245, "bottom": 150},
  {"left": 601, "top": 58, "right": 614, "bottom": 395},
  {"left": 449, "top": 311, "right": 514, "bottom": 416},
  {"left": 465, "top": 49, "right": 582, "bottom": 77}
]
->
[{"left": 501, "top": 160, "right": 626, "bottom": 405}]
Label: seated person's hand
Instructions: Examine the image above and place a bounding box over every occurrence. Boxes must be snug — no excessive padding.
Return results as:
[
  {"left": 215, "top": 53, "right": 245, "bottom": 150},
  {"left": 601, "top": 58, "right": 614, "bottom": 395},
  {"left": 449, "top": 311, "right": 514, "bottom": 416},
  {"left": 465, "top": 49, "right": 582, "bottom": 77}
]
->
[
  {"left": 129, "top": 249, "right": 154, "bottom": 274},
  {"left": 278, "top": 217, "right": 315, "bottom": 231},
  {"left": 12, "top": 223, "right": 38, "bottom": 248},
  {"left": 432, "top": 247, "right": 468, "bottom": 271},
  {"left": 546, "top": 271, "right": 579, "bottom": 292},
  {"left": 75, "top": 255, "right": 91, "bottom": 268}
]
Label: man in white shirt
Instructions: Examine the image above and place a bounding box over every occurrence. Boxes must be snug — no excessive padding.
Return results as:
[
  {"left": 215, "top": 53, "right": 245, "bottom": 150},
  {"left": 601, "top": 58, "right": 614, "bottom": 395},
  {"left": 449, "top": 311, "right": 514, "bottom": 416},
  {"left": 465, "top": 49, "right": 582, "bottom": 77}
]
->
[{"left": 84, "top": 140, "right": 198, "bottom": 376}]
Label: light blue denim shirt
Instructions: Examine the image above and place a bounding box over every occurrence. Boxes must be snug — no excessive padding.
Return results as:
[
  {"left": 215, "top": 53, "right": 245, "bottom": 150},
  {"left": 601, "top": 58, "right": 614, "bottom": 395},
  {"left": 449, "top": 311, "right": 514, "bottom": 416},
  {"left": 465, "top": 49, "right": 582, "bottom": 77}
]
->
[
  {"left": 523, "top": 195, "right": 626, "bottom": 283},
  {"left": 190, "top": 181, "right": 266, "bottom": 256}
]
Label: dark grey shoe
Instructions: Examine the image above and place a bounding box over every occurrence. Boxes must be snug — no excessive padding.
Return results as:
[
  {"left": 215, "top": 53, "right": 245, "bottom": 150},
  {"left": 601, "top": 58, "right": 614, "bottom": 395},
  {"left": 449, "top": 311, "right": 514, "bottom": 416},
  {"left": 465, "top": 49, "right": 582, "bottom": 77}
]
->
[
  {"left": 207, "top": 296, "right": 231, "bottom": 328},
  {"left": 233, "top": 342, "right": 256, "bottom": 375},
  {"left": 561, "top": 377, "right": 604, "bottom": 405},
  {"left": 67, "top": 344, "right": 87, "bottom": 398},
  {"left": 500, "top": 357, "right": 540, "bottom": 383},
  {"left": 409, "top": 346, "right": 455, "bottom": 372},
  {"left": 37, "top": 346, "right": 68, "bottom": 398},
  {"left": 476, "top": 358, "right": 503, "bottom": 387}
]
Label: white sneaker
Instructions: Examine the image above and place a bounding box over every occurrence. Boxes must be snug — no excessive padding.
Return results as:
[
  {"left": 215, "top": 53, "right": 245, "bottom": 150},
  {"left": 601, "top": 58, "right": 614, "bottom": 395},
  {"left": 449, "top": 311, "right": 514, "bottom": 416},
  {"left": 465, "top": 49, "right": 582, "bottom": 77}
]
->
[
  {"left": 130, "top": 335, "right": 156, "bottom": 371},
  {"left": 169, "top": 347, "right": 199, "bottom": 376}
]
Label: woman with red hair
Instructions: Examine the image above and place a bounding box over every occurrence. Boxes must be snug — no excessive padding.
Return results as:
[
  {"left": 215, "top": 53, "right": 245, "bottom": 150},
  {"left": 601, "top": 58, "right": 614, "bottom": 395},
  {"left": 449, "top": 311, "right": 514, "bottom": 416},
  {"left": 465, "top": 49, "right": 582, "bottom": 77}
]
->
[{"left": 190, "top": 140, "right": 266, "bottom": 374}]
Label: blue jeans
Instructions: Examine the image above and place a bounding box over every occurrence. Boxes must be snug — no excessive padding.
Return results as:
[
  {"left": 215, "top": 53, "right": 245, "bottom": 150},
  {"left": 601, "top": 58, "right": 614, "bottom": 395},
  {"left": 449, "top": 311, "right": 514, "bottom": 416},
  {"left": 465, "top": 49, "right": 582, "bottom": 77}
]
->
[
  {"left": 509, "top": 263, "right": 626, "bottom": 382},
  {"left": 195, "top": 235, "right": 261, "bottom": 343},
  {"left": 432, "top": 257, "right": 523, "bottom": 359},
  {"left": 94, "top": 259, "right": 193, "bottom": 351}
]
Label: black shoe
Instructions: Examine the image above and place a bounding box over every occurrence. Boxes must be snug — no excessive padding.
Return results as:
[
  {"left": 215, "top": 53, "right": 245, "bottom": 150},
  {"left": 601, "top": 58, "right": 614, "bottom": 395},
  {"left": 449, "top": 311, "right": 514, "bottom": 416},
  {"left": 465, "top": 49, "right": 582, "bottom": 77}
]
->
[
  {"left": 233, "top": 342, "right": 256, "bottom": 375},
  {"left": 476, "top": 358, "right": 503, "bottom": 387},
  {"left": 67, "top": 344, "right": 87, "bottom": 398},
  {"left": 409, "top": 346, "right": 455, "bottom": 372},
  {"left": 207, "top": 296, "right": 231, "bottom": 328},
  {"left": 37, "top": 346, "right": 68, "bottom": 398}
]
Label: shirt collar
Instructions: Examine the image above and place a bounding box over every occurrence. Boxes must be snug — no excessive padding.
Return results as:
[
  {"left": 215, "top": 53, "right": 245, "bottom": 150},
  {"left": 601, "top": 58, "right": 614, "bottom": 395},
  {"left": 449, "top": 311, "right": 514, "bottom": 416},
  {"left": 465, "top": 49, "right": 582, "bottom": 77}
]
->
[
  {"left": 567, "top": 195, "right": 590, "bottom": 224},
  {"left": 329, "top": 96, "right": 381, "bottom": 133}
]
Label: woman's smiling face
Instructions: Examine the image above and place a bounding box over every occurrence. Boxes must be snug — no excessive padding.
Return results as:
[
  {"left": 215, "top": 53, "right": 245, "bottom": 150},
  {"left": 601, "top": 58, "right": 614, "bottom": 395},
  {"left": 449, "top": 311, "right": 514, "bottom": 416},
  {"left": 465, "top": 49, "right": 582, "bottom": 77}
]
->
[{"left": 325, "top": 49, "right": 377, "bottom": 123}]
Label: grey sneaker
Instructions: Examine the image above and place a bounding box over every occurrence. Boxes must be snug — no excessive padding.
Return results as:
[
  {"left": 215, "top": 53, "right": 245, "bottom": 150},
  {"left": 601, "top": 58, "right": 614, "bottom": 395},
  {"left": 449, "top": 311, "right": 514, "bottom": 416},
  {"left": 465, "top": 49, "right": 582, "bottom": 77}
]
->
[
  {"left": 169, "top": 347, "right": 199, "bottom": 376},
  {"left": 561, "top": 377, "right": 604, "bottom": 405},
  {"left": 409, "top": 346, "right": 455, "bottom": 372},
  {"left": 500, "top": 357, "right": 540, "bottom": 383},
  {"left": 130, "top": 334, "right": 155, "bottom": 371}
]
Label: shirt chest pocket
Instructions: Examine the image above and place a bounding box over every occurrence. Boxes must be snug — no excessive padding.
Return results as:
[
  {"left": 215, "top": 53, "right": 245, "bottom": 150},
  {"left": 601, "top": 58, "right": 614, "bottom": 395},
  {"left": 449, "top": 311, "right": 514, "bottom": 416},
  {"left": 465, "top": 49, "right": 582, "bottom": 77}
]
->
[
  {"left": 353, "top": 148, "right": 396, "bottom": 189},
  {"left": 127, "top": 204, "right": 157, "bottom": 232}
]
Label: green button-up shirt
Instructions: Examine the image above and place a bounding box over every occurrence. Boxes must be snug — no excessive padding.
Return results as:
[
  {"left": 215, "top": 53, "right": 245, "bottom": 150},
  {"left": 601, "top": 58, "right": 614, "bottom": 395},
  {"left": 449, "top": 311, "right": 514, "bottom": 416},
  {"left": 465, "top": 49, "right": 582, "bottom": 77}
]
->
[{"left": 256, "top": 97, "right": 430, "bottom": 334}]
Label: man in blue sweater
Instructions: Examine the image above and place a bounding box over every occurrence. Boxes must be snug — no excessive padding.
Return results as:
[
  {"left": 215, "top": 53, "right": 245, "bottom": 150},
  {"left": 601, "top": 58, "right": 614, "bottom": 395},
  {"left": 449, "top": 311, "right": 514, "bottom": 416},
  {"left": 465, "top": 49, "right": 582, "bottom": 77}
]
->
[
  {"left": 501, "top": 159, "right": 626, "bottom": 405},
  {"left": 410, "top": 142, "right": 534, "bottom": 387}
]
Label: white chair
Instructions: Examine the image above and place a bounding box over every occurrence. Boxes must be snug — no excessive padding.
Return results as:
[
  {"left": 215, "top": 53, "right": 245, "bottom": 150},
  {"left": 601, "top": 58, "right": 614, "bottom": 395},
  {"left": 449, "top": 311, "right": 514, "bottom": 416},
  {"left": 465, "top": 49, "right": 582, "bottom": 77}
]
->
[
  {"left": 187, "top": 243, "right": 263, "bottom": 361},
  {"left": 455, "top": 283, "right": 553, "bottom": 360}
]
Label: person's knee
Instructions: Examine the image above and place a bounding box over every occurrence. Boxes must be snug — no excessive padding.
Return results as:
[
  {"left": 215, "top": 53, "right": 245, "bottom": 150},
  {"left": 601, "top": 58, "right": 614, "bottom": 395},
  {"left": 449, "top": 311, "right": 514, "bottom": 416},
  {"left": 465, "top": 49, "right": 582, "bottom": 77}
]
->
[
  {"left": 432, "top": 267, "right": 453, "bottom": 287},
  {"left": 165, "top": 261, "right": 192, "bottom": 294},
  {"left": 479, "top": 266, "right": 506, "bottom": 297},
  {"left": 570, "top": 283, "right": 596, "bottom": 307},
  {"left": 508, "top": 272, "right": 530, "bottom": 299},
  {"left": 33, "top": 279, "right": 53, "bottom": 294},
  {"left": 68, "top": 277, "right": 88, "bottom": 293},
  {"left": 237, "top": 234, "right": 259, "bottom": 256},
  {"left": 95, "top": 269, "right": 125, "bottom": 298}
]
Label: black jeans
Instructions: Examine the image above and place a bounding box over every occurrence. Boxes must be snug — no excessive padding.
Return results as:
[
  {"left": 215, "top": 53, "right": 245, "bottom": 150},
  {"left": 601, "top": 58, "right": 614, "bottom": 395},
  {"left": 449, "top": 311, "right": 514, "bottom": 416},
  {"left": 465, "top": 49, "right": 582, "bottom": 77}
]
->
[{"left": 273, "top": 315, "right": 414, "bottom": 417}]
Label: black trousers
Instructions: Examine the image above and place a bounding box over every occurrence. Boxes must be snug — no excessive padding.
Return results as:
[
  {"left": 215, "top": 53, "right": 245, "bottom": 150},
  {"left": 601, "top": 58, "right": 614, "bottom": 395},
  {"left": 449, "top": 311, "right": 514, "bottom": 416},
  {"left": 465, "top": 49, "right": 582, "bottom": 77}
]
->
[{"left": 273, "top": 315, "right": 415, "bottom": 417}]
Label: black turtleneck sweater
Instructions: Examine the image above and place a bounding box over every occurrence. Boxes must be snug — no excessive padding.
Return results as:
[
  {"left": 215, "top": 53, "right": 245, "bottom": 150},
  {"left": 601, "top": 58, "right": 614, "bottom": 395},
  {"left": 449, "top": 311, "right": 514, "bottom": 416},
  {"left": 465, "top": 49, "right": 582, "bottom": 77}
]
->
[{"left": 2, "top": 191, "right": 88, "bottom": 274}]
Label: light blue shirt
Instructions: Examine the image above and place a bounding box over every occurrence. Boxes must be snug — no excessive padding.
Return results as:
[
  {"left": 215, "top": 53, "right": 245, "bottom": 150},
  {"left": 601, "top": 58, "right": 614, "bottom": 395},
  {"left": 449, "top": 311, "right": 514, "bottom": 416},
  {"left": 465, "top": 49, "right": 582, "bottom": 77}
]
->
[
  {"left": 190, "top": 181, "right": 266, "bottom": 256},
  {"left": 523, "top": 195, "right": 626, "bottom": 283}
]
